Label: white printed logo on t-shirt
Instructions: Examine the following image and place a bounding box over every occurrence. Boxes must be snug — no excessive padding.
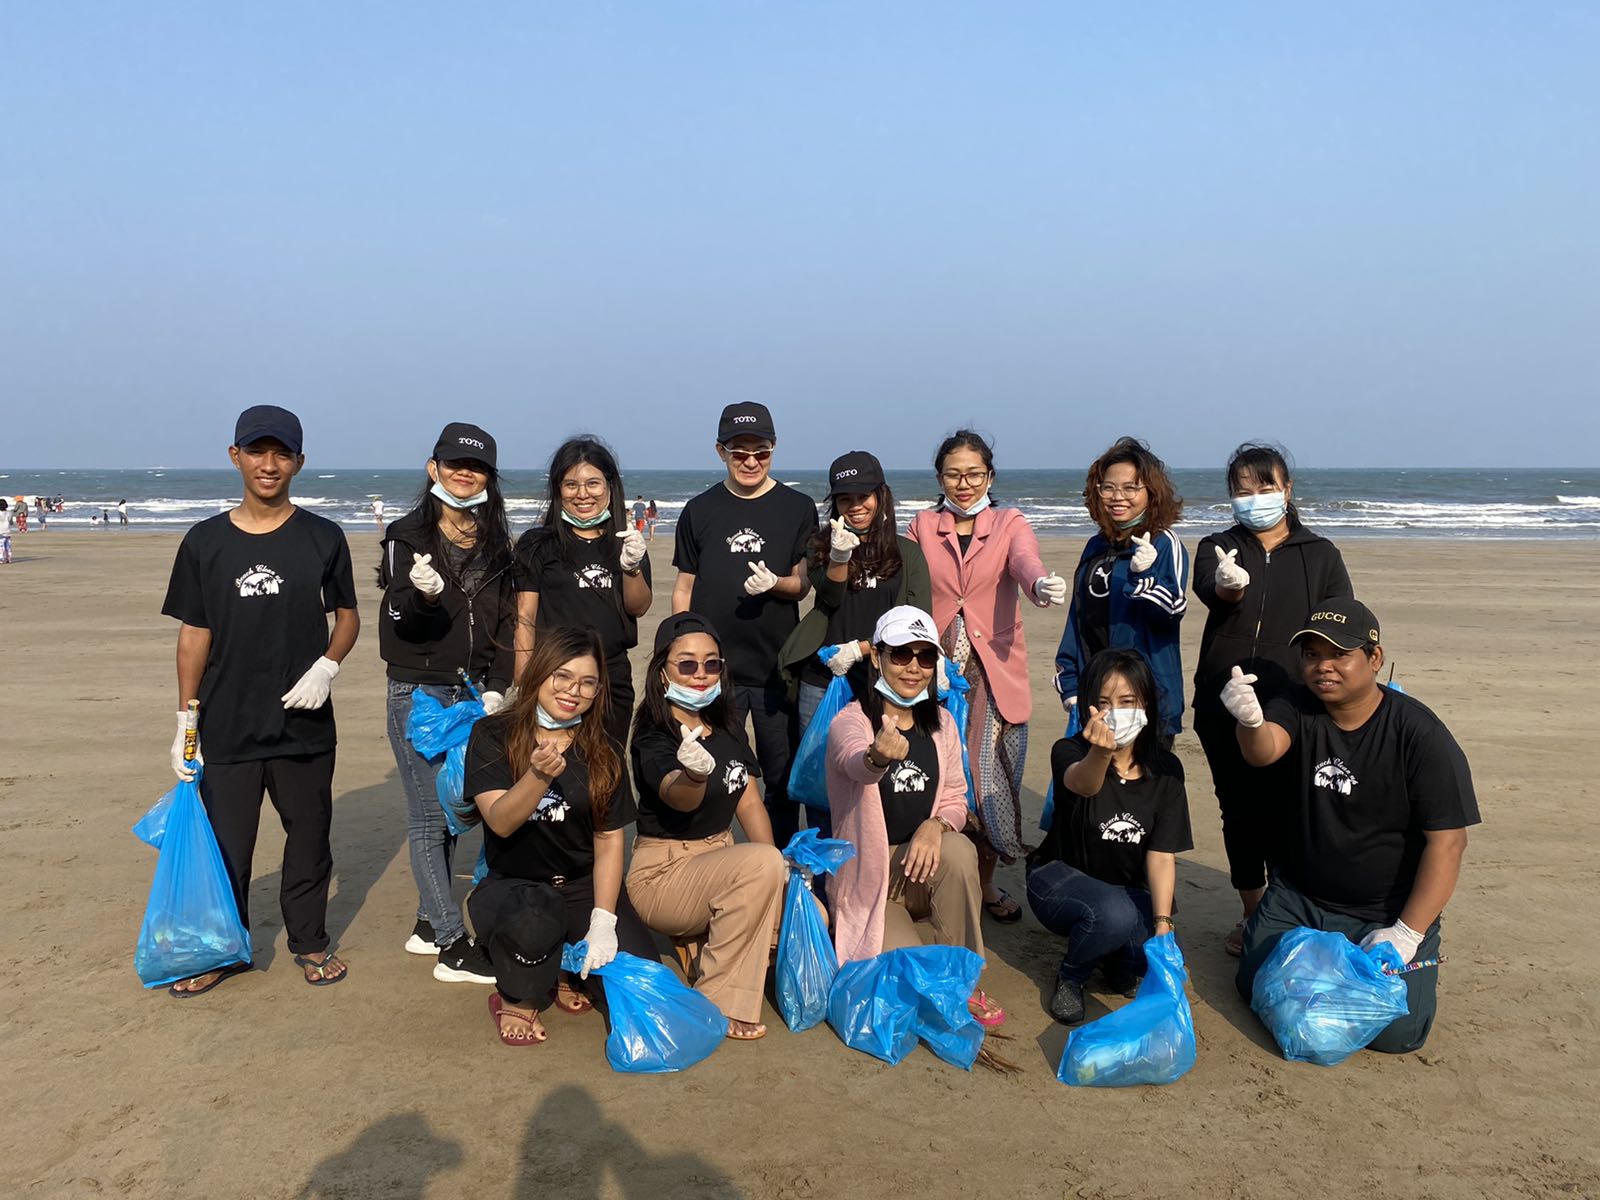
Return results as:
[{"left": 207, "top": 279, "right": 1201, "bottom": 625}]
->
[
  {"left": 1313, "top": 758, "right": 1358, "bottom": 795},
  {"left": 722, "top": 760, "right": 749, "bottom": 795},
  {"left": 235, "top": 565, "right": 285, "bottom": 597},
  {"left": 576, "top": 565, "right": 614, "bottom": 590},
  {"left": 726, "top": 529, "right": 765, "bottom": 554},
  {"left": 888, "top": 760, "right": 929, "bottom": 793},
  {"left": 531, "top": 787, "right": 570, "bottom": 823},
  {"left": 1098, "top": 812, "right": 1147, "bottom": 844}
]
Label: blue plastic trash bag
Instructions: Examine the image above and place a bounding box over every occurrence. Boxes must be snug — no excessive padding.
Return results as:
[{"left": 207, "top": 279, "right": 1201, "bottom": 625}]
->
[
  {"left": 1039, "top": 705, "right": 1083, "bottom": 831},
  {"left": 133, "top": 771, "right": 253, "bottom": 988},
  {"left": 788, "top": 646, "right": 852, "bottom": 810},
  {"left": 828, "top": 945, "right": 985, "bottom": 1068},
  {"left": 775, "top": 829, "right": 856, "bottom": 1031},
  {"left": 1058, "top": 933, "right": 1196, "bottom": 1087},
  {"left": 471, "top": 841, "right": 489, "bottom": 886},
  {"left": 1251, "top": 927, "right": 1409, "bottom": 1066},
  {"left": 406, "top": 687, "right": 485, "bottom": 835},
  {"left": 938, "top": 662, "right": 977, "bottom": 811},
  {"left": 560, "top": 944, "right": 728, "bottom": 1073}
]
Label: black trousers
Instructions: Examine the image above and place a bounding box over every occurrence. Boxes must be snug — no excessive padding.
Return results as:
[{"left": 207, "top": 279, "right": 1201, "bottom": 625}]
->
[
  {"left": 469, "top": 872, "right": 659, "bottom": 1008},
  {"left": 604, "top": 653, "right": 635, "bottom": 751},
  {"left": 732, "top": 679, "right": 800, "bottom": 847},
  {"left": 199, "top": 750, "right": 336, "bottom": 957},
  {"left": 1193, "top": 709, "right": 1288, "bottom": 893}
]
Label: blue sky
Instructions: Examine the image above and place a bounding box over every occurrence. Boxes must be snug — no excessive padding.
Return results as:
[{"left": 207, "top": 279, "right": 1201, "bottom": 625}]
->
[{"left": 2, "top": 4, "right": 1596, "bottom": 469}]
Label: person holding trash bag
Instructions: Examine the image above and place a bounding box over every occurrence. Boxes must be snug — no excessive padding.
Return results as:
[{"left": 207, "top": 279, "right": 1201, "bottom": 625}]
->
[
  {"left": 826, "top": 605, "right": 1005, "bottom": 1028},
  {"left": 779, "top": 450, "right": 930, "bottom": 833},
  {"left": 1054, "top": 437, "right": 1189, "bottom": 748},
  {"left": 1192, "top": 443, "right": 1353, "bottom": 957},
  {"left": 906, "top": 429, "right": 1064, "bottom": 924},
  {"left": 463, "top": 625, "right": 658, "bottom": 1047},
  {"left": 515, "top": 436, "right": 653, "bottom": 747},
  {"left": 1226, "top": 597, "right": 1479, "bottom": 1054},
  {"left": 1027, "top": 648, "right": 1193, "bottom": 1025},
  {"left": 671, "top": 403, "right": 819, "bottom": 847},
  {"left": 378, "top": 421, "right": 515, "bottom": 985},
  {"left": 626, "top": 612, "right": 787, "bottom": 1041},
  {"left": 160, "top": 405, "right": 359, "bottom": 995}
]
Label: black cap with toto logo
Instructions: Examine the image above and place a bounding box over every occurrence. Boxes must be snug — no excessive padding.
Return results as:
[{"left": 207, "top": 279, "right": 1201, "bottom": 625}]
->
[
  {"left": 233, "top": 405, "right": 304, "bottom": 454},
  {"left": 827, "top": 450, "right": 885, "bottom": 497},
  {"left": 431, "top": 422, "right": 498, "bottom": 471},
  {"left": 1290, "top": 597, "right": 1381, "bottom": 651},
  {"left": 716, "top": 402, "right": 776, "bottom": 444}
]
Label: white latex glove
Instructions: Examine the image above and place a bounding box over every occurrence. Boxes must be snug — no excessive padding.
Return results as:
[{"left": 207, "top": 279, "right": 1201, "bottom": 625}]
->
[
  {"left": 1361, "top": 919, "right": 1424, "bottom": 966},
  {"left": 580, "top": 908, "right": 619, "bottom": 978},
  {"left": 282, "top": 656, "right": 340, "bottom": 710},
  {"left": 827, "top": 640, "right": 864, "bottom": 676},
  {"left": 410, "top": 552, "right": 444, "bottom": 598},
  {"left": 744, "top": 560, "right": 778, "bottom": 596},
  {"left": 170, "top": 710, "right": 202, "bottom": 782},
  {"left": 1034, "top": 572, "right": 1067, "bottom": 606},
  {"left": 1129, "top": 533, "right": 1157, "bottom": 573},
  {"left": 676, "top": 723, "right": 716, "bottom": 779},
  {"left": 615, "top": 528, "right": 647, "bottom": 572},
  {"left": 1220, "top": 665, "right": 1263, "bottom": 728},
  {"left": 828, "top": 516, "right": 860, "bottom": 564},
  {"left": 480, "top": 690, "right": 505, "bottom": 716},
  {"left": 1214, "top": 546, "right": 1251, "bottom": 591}
]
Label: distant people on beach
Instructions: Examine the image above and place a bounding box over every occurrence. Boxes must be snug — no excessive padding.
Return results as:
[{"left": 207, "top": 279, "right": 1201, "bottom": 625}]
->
[
  {"left": 645, "top": 498, "right": 658, "bottom": 540},
  {"left": 632, "top": 495, "right": 647, "bottom": 533},
  {"left": 118, "top": 499, "right": 128, "bottom": 525},
  {"left": 371, "top": 497, "right": 384, "bottom": 526}
]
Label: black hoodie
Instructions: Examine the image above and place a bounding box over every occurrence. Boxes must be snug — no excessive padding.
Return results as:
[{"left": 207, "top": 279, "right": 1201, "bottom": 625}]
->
[
  {"left": 377, "top": 508, "right": 516, "bottom": 693},
  {"left": 1192, "top": 518, "right": 1352, "bottom": 716}
]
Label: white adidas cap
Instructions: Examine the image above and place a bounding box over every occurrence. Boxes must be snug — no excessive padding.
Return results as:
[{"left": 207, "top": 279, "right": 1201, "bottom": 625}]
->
[{"left": 872, "top": 605, "right": 942, "bottom": 649}]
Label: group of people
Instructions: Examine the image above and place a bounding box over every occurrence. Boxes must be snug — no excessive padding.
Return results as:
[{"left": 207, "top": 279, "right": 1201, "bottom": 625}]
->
[{"left": 158, "top": 402, "right": 1477, "bottom": 1062}]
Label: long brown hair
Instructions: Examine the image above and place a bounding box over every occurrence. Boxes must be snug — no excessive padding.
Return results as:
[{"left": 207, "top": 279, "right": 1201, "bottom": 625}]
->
[
  {"left": 499, "top": 626, "right": 622, "bottom": 826},
  {"left": 1083, "top": 436, "right": 1183, "bottom": 540}
]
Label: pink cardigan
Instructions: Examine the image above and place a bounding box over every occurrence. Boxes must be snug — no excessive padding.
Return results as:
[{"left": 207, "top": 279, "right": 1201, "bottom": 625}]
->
[
  {"left": 907, "top": 505, "right": 1049, "bottom": 725},
  {"left": 826, "top": 701, "right": 970, "bottom": 964}
]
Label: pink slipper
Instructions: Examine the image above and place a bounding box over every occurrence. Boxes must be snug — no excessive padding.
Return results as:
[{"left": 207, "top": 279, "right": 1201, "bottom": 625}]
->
[{"left": 967, "top": 989, "right": 1007, "bottom": 1028}]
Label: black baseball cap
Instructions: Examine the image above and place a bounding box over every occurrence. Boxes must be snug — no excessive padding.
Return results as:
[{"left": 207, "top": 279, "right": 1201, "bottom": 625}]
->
[
  {"left": 717, "top": 402, "right": 776, "bottom": 444},
  {"left": 654, "top": 611, "right": 722, "bottom": 655},
  {"left": 233, "top": 405, "right": 303, "bottom": 454},
  {"left": 827, "top": 450, "right": 885, "bottom": 497},
  {"left": 432, "top": 422, "right": 497, "bottom": 471},
  {"left": 1291, "top": 598, "right": 1381, "bottom": 651}
]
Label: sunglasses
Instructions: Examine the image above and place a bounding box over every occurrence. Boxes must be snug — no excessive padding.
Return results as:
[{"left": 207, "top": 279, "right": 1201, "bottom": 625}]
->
[
  {"left": 721, "top": 446, "right": 773, "bottom": 464},
  {"left": 671, "top": 657, "right": 724, "bottom": 677},
  {"left": 884, "top": 646, "right": 939, "bottom": 669}
]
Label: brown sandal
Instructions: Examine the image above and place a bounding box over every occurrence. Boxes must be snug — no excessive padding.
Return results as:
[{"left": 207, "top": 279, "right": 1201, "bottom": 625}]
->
[
  {"left": 1224, "top": 922, "right": 1245, "bottom": 958},
  {"left": 726, "top": 1018, "right": 767, "bottom": 1041},
  {"left": 488, "top": 994, "right": 547, "bottom": 1046},
  {"left": 551, "top": 983, "right": 594, "bottom": 1015}
]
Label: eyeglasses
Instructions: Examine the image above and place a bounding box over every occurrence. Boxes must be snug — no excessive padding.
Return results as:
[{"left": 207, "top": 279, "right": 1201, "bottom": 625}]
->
[
  {"left": 550, "top": 670, "right": 601, "bottom": 698},
  {"left": 560, "top": 478, "right": 609, "bottom": 496},
  {"left": 939, "top": 470, "right": 991, "bottom": 487},
  {"left": 671, "top": 657, "right": 724, "bottom": 677},
  {"left": 1096, "top": 482, "right": 1147, "bottom": 498},
  {"left": 720, "top": 446, "right": 773, "bottom": 464},
  {"left": 885, "top": 646, "right": 940, "bottom": 669}
]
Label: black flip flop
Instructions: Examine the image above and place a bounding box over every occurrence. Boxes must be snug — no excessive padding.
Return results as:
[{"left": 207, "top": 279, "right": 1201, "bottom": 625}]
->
[
  {"left": 293, "top": 951, "right": 348, "bottom": 986},
  {"left": 983, "top": 888, "right": 1024, "bottom": 923},
  {"left": 168, "top": 961, "right": 251, "bottom": 999}
]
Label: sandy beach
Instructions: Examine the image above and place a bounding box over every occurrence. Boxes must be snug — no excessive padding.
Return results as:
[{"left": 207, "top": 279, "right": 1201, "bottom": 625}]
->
[{"left": 4, "top": 531, "right": 1598, "bottom": 1199}]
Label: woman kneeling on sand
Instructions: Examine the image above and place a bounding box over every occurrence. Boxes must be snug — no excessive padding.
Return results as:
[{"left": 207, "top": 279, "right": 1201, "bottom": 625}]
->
[{"left": 826, "top": 605, "right": 1005, "bottom": 1028}]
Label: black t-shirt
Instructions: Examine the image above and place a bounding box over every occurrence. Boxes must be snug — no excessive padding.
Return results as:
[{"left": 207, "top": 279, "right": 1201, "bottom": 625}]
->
[
  {"left": 440, "top": 539, "right": 487, "bottom": 597},
  {"left": 1263, "top": 685, "right": 1479, "bottom": 922},
  {"left": 1038, "top": 739, "right": 1193, "bottom": 889},
  {"left": 799, "top": 566, "right": 905, "bottom": 689},
  {"left": 673, "top": 482, "right": 819, "bottom": 687},
  {"left": 1076, "top": 546, "right": 1120, "bottom": 659},
  {"left": 463, "top": 717, "right": 637, "bottom": 883},
  {"left": 876, "top": 722, "right": 942, "bottom": 845},
  {"left": 161, "top": 509, "right": 358, "bottom": 763},
  {"left": 515, "top": 528, "right": 652, "bottom": 660},
  {"left": 631, "top": 723, "right": 762, "bottom": 840}
]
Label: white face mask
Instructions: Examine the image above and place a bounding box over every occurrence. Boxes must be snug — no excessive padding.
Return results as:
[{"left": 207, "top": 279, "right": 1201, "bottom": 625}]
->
[
  {"left": 875, "top": 677, "right": 928, "bottom": 708},
  {"left": 943, "top": 493, "right": 991, "bottom": 519},
  {"left": 1102, "top": 707, "right": 1148, "bottom": 748}
]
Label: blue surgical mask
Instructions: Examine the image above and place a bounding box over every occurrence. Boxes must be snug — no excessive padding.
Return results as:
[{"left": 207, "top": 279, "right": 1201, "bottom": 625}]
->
[
  {"left": 665, "top": 680, "right": 722, "bottom": 710},
  {"left": 535, "top": 703, "right": 583, "bottom": 730},
  {"left": 1102, "top": 707, "right": 1149, "bottom": 748},
  {"left": 1114, "top": 511, "right": 1146, "bottom": 531},
  {"left": 431, "top": 481, "right": 489, "bottom": 510},
  {"left": 943, "top": 493, "right": 991, "bottom": 519},
  {"left": 875, "top": 677, "right": 929, "bottom": 708},
  {"left": 1232, "top": 492, "right": 1288, "bottom": 532},
  {"left": 560, "top": 507, "right": 612, "bottom": 529}
]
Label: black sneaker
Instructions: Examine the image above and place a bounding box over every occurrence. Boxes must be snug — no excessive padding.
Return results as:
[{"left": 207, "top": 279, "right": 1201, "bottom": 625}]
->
[
  {"left": 1049, "top": 978, "right": 1087, "bottom": 1026},
  {"left": 404, "top": 918, "right": 438, "bottom": 956},
  {"left": 1100, "top": 967, "right": 1144, "bottom": 999},
  {"left": 434, "top": 936, "right": 496, "bottom": 984}
]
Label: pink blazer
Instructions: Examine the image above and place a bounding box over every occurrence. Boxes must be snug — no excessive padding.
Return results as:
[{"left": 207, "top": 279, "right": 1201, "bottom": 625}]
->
[
  {"left": 907, "top": 505, "right": 1049, "bottom": 725},
  {"left": 826, "top": 702, "right": 970, "bottom": 964}
]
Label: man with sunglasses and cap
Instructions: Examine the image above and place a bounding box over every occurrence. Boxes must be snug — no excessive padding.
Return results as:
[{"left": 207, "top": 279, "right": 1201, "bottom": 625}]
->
[
  {"left": 160, "top": 405, "right": 361, "bottom": 995},
  {"left": 1224, "top": 597, "right": 1478, "bottom": 1053},
  {"left": 672, "top": 402, "right": 819, "bottom": 845}
]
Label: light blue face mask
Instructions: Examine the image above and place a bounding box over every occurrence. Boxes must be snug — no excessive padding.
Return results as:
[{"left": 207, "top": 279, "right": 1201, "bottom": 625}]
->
[
  {"left": 431, "top": 481, "right": 489, "bottom": 510},
  {"left": 535, "top": 703, "right": 583, "bottom": 730},
  {"left": 665, "top": 680, "right": 722, "bottom": 710},
  {"left": 560, "top": 507, "right": 612, "bottom": 529},
  {"left": 875, "top": 677, "right": 929, "bottom": 708},
  {"left": 1114, "top": 511, "right": 1146, "bottom": 531},
  {"left": 1232, "top": 491, "right": 1288, "bottom": 532},
  {"left": 943, "top": 493, "right": 991, "bottom": 519}
]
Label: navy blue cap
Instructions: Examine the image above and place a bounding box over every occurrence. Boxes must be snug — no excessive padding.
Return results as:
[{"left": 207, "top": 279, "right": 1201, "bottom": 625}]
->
[{"left": 233, "top": 405, "right": 304, "bottom": 454}]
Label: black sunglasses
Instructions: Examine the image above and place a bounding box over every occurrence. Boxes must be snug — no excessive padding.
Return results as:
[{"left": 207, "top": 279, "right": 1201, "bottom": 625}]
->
[
  {"left": 672, "top": 657, "right": 724, "bottom": 677},
  {"left": 884, "top": 645, "right": 939, "bottom": 669}
]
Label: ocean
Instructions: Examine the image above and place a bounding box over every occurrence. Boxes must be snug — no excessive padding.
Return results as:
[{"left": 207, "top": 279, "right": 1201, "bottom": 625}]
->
[{"left": 4, "top": 466, "right": 1599, "bottom": 540}]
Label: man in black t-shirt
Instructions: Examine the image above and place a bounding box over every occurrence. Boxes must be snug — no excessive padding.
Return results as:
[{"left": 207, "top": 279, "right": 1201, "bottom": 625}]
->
[
  {"left": 160, "top": 406, "right": 361, "bottom": 996},
  {"left": 672, "top": 402, "right": 818, "bottom": 844},
  {"left": 1223, "top": 597, "right": 1478, "bottom": 1053}
]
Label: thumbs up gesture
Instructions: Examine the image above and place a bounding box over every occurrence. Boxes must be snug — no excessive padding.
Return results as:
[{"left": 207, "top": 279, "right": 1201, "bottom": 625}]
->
[
  {"left": 1214, "top": 546, "right": 1251, "bottom": 591},
  {"left": 410, "top": 552, "right": 445, "bottom": 598},
  {"left": 1129, "top": 533, "right": 1157, "bottom": 573}
]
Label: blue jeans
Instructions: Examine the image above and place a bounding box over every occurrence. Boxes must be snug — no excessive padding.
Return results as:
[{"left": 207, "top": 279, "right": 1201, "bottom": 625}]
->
[
  {"left": 387, "top": 680, "right": 467, "bottom": 947},
  {"left": 1026, "top": 860, "right": 1154, "bottom": 986}
]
